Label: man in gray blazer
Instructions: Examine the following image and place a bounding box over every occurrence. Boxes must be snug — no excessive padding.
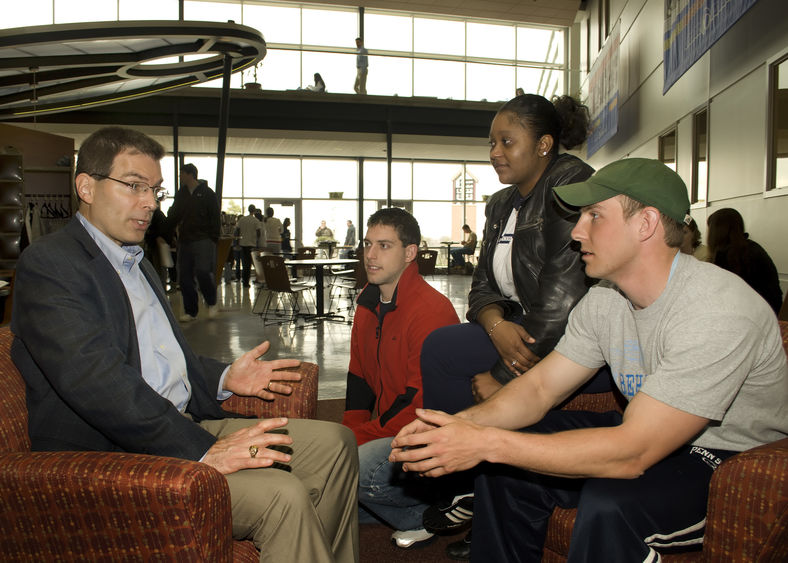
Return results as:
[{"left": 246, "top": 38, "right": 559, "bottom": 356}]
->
[{"left": 11, "top": 127, "right": 358, "bottom": 563}]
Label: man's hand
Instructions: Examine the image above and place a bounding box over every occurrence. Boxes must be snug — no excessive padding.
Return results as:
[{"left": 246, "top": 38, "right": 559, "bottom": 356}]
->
[
  {"left": 202, "top": 418, "right": 293, "bottom": 475},
  {"left": 224, "top": 341, "right": 302, "bottom": 399},
  {"left": 389, "top": 409, "right": 489, "bottom": 477},
  {"left": 471, "top": 372, "right": 503, "bottom": 402},
  {"left": 489, "top": 321, "right": 540, "bottom": 374}
]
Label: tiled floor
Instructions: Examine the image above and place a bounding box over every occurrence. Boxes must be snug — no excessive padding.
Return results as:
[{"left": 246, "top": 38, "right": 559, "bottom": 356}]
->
[{"left": 171, "top": 272, "right": 473, "bottom": 400}]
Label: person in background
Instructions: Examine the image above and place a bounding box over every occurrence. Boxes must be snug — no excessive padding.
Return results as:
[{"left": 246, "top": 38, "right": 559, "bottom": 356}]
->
[
  {"left": 515, "top": 87, "right": 525, "bottom": 96},
  {"left": 343, "top": 208, "right": 459, "bottom": 550},
  {"left": 679, "top": 217, "right": 708, "bottom": 261},
  {"left": 391, "top": 158, "right": 788, "bottom": 563},
  {"left": 236, "top": 204, "right": 262, "bottom": 287},
  {"left": 167, "top": 163, "right": 220, "bottom": 322},
  {"left": 11, "top": 126, "right": 360, "bottom": 563},
  {"left": 306, "top": 72, "right": 326, "bottom": 92},
  {"left": 144, "top": 206, "right": 172, "bottom": 289},
  {"left": 316, "top": 220, "right": 333, "bottom": 239},
  {"left": 354, "top": 37, "right": 368, "bottom": 95},
  {"left": 449, "top": 224, "right": 477, "bottom": 271},
  {"left": 417, "top": 94, "right": 599, "bottom": 559},
  {"left": 264, "top": 207, "right": 282, "bottom": 254},
  {"left": 706, "top": 207, "right": 783, "bottom": 314},
  {"left": 341, "top": 219, "right": 357, "bottom": 258},
  {"left": 281, "top": 217, "right": 293, "bottom": 256},
  {"left": 345, "top": 219, "right": 357, "bottom": 247}
]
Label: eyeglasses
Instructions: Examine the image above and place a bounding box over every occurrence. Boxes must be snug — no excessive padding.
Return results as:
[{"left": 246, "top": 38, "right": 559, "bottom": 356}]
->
[{"left": 90, "top": 173, "right": 169, "bottom": 202}]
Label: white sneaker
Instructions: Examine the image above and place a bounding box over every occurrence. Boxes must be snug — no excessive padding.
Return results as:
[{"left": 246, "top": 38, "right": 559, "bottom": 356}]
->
[
  {"left": 390, "top": 528, "right": 434, "bottom": 549},
  {"left": 208, "top": 304, "right": 219, "bottom": 318},
  {"left": 179, "top": 313, "right": 197, "bottom": 323}
]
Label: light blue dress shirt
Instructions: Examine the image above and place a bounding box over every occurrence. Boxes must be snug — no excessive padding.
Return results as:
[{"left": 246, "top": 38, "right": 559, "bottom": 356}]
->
[{"left": 77, "top": 212, "right": 193, "bottom": 411}]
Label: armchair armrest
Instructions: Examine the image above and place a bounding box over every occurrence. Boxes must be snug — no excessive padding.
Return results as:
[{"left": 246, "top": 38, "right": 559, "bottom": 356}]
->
[
  {"left": 703, "top": 438, "right": 788, "bottom": 562},
  {"left": 221, "top": 361, "right": 318, "bottom": 419},
  {"left": 0, "top": 451, "right": 234, "bottom": 562}
]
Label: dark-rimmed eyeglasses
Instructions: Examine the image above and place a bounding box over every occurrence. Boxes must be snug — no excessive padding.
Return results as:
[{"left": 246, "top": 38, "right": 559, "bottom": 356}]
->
[{"left": 90, "top": 173, "right": 169, "bottom": 202}]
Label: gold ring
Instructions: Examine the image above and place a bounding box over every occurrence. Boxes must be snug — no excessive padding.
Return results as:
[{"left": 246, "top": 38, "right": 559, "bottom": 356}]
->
[{"left": 249, "top": 445, "right": 259, "bottom": 458}]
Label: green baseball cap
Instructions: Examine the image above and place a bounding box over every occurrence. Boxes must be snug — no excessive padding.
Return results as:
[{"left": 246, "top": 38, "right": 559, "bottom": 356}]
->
[{"left": 553, "top": 158, "right": 691, "bottom": 224}]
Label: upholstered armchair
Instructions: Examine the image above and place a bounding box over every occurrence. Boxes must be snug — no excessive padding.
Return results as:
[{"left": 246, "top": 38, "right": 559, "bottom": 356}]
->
[
  {"left": 0, "top": 326, "right": 318, "bottom": 562},
  {"left": 542, "top": 320, "right": 788, "bottom": 562}
]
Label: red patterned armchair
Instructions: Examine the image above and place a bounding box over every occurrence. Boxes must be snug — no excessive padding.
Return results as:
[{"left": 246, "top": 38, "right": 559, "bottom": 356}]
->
[
  {"left": 0, "top": 326, "right": 318, "bottom": 562},
  {"left": 542, "top": 320, "right": 788, "bottom": 562}
]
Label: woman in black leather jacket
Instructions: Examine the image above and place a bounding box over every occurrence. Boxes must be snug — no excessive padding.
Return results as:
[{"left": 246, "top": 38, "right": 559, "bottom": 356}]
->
[{"left": 421, "top": 94, "right": 595, "bottom": 413}]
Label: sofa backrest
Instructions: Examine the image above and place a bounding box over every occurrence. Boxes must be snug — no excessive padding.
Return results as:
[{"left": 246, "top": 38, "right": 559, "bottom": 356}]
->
[{"left": 0, "top": 327, "right": 31, "bottom": 453}]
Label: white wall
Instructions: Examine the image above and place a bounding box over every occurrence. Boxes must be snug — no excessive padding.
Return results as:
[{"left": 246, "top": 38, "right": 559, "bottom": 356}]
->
[{"left": 577, "top": 0, "right": 788, "bottom": 295}]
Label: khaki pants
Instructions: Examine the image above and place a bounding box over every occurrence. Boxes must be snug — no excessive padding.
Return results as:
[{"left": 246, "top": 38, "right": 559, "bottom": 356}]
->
[
  {"left": 200, "top": 418, "right": 359, "bottom": 563},
  {"left": 354, "top": 68, "right": 368, "bottom": 94}
]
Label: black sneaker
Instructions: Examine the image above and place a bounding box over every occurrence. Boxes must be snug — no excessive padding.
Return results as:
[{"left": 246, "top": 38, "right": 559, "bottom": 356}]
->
[{"left": 423, "top": 494, "right": 473, "bottom": 533}]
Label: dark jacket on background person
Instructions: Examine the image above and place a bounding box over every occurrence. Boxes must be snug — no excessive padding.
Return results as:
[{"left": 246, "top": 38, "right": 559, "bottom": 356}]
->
[
  {"left": 713, "top": 238, "right": 783, "bottom": 314},
  {"left": 166, "top": 180, "right": 220, "bottom": 243},
  {"left": 343, "top": 262, "right": 459, "bottom": 445},
  {"left": 468, "top": 153, "right": 594, "bottom": 385}
]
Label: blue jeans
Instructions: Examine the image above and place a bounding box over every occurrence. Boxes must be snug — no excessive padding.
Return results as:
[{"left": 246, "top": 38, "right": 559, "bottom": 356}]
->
[
  {"left": 177, "top": 238, "right": 217, "bottom": 316},
  {"left": 450, "top": 246, "right": 473, "bottom": 267},
  {"left": 358, "top": 437, "right": 437, "bottom": 531}
]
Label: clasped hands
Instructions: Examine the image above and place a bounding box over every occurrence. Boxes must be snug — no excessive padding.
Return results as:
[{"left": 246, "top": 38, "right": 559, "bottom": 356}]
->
[{"left": 388, "top": 408, "right": 488, "bottom": 478}]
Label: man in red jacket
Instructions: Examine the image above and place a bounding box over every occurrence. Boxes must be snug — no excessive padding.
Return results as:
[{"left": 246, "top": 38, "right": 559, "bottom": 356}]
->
[{"left": 342, "top": 208, "right": 459, "bottom": 549}]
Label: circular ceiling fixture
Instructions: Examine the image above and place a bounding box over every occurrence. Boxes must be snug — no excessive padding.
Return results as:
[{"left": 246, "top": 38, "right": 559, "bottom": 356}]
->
[{"left": 0, "top": 20, "right": 266, "bottom": 120}]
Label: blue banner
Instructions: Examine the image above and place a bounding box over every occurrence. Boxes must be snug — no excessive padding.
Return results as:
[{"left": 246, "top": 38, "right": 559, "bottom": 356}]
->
[
  {"left": 587, "top": 24, "right": 620, "bottom": 158},
  {"left": 663, "top": 0, "right": 759, "bottom": 93}
]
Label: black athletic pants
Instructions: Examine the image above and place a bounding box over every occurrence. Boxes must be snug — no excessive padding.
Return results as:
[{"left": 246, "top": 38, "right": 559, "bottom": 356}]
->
[{"left": 471, "top": 410, "right": 736, "bottom": 562}]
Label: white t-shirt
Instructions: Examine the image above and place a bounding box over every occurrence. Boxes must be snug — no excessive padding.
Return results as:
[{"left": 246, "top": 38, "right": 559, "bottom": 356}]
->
[
  {"left": 492, "top": 208, "right": 520, "bottom": 303},
  {"left": 555, "top": 252, "right": 788, "bottom": 452}
]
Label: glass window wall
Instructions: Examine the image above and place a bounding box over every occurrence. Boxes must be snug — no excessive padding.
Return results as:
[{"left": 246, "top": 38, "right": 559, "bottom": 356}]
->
[
  {"left": 467, "top": 22, "right": 515, "bottom": 60},
  {"left": 31, "top": 0, "right": 567, "bottom": 100},
  {"left": 301, "top": 8, "right": 357, "bottom": 48},
  {"left": 365, "top": 13, "right": 413, "bottom": 51},
  {"left": 184, "top": 1, "right": 242, "bottom": 22},
  {"left": 120, "top": 0, "right": 179, "bottom": 20},
  {"left": 242, "top": 3, "right": 301, "bottom": 44},
  {"left": 413, "top": 17, "right": 465, "bottom": 56}
]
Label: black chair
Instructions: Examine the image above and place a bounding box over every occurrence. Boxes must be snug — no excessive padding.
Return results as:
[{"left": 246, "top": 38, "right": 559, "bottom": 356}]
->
[
  {"left": 294, "top": 246, "right": 317, "bottom": 280},
  {"left": 255, "top": 255, "right": 313, "bottom": 324},
  {"left": 328, "top": 260, "right": 367, "bottom": 319},
  {"left": 416, "top": 249, "right": 438, "bottom": 278}
]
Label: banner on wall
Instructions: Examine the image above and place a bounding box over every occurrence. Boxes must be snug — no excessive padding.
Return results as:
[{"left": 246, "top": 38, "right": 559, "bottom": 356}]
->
[
  {"left": 587, "top": 23, "right": 620, "bottom": 158},
  {"left": 663, "top": 0, "right": 759, "bottom": 93}
]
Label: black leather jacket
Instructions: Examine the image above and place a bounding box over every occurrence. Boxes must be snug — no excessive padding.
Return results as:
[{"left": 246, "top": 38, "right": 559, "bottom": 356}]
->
[{"left": 468, "top": 153, "right": 594, "bottom": 384}]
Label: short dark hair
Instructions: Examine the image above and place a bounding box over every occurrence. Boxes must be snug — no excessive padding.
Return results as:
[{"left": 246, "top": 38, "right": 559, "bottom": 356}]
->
[
  {"left": 75, "top": 127, "right": 164, "bottom": 177},
  {"left": 620, "top": 195, "right": 685, "bottom": 248},
  {"left": 248, "top": 204, "right": 256, "bottom": 213},
  {"left": 180, "top": 163, "right": 198, "bottom": 178},
  {"left": 266, "top": 207, "right": 274, "bottom": 217},
  {"left": 367, "top": 207, "right": 420, "bottom": 247}
]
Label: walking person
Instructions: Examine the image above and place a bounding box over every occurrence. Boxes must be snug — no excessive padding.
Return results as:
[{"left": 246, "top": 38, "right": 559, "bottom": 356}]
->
[{"left": 167, "top": 163, "right": 220, "bottom": 321}]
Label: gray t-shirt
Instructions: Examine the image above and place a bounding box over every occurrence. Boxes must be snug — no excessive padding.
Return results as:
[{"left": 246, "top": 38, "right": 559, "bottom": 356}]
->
[{"left": 555, "top": 252, "right": 788, "bottom": 452}]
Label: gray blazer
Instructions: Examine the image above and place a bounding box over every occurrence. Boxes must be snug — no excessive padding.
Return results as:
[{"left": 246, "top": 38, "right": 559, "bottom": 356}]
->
[{"left": 11, "top": 217, "right": 231, "bottom": 460}]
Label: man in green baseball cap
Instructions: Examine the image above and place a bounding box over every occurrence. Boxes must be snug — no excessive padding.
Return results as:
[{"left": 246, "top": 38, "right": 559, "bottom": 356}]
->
[
  {"left": 389, "top": 157, "right": 787, "bottom": 561},
  {"left": 551, "top": 157, "right": 692, "bottom": 285}
]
